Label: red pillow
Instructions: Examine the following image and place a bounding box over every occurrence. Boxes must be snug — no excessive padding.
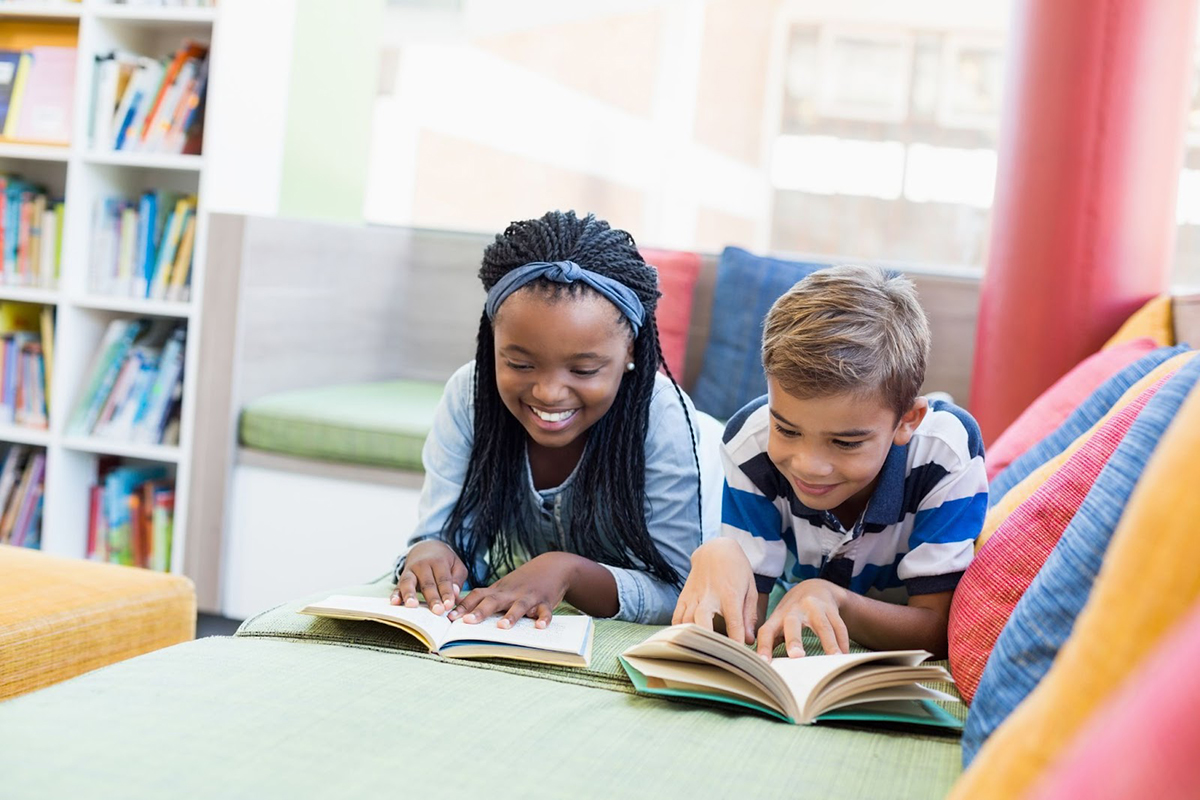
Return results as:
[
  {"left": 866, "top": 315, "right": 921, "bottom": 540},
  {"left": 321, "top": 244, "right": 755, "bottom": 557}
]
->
[
  {"left": 948, "top": 378, "right": 1165, "bottom": 705},
  {"left": 986, "top": 337, "right": 1159, "bottom": 480},
  {"left": 640, "top": 248, "right": 700, "bottom": 380},
  {"left": 1026, "top": 598, "right": 1200, "bottom": 800}
]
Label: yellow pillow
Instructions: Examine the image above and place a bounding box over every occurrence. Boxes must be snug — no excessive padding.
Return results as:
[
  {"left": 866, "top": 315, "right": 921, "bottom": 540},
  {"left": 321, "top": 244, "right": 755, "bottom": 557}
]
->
[
  {"left": 1102, "top": 294, "right": 1173, "bottom": 350},
  {"left": 950, "top": 374, "right": 1200, "bottom": 799},
  {"left": 976, "top": 350, "right": 1195, "bottom": 551}
]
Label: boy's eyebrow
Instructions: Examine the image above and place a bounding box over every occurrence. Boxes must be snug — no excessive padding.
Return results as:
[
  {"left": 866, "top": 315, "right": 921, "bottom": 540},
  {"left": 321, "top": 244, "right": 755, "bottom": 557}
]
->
[{"left": 770, "top": 409, "right": 873, "bottom": 437}]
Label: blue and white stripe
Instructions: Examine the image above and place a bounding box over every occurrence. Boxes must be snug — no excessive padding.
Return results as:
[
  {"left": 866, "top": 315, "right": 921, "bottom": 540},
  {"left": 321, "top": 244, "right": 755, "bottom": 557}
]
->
[{"left": 720, "top": 396, "right": 987, "bottom": 599}]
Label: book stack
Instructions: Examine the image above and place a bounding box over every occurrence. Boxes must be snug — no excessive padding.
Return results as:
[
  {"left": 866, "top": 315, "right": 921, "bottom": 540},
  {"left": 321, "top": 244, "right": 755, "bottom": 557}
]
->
[
  {"left": 0, "top": 445, "right": 46, "bottom": 550},
  {"left": 90, "top": 192, "right": 196, "bottom": 300},
  {"left": 86, "top": 459, "right": 175, "bottom": 571},
  {"left": 1, "top": 175, "right": 64, "bottom": 288},
  {"left": 0, "top": 302, "right": 54, "bottom": 430},
  {"left": 90, "top": 40, "right": 209, "bottom": 154},
  {"left": 0, "top": 46, "right": 76, "bottom": 145},
  {"left": 69, "top": 318, "right": 185, "bottom": 445}
]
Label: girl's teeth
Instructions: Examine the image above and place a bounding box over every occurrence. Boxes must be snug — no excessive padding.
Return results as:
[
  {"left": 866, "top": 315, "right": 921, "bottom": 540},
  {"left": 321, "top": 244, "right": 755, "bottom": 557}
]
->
[{"left": 533, "top": 408, "right": 576, "bottom": 422}]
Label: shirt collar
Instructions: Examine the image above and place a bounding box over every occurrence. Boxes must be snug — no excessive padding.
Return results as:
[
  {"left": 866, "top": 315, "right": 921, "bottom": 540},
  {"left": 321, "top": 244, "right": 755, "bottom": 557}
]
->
[{"left": 862, "top": 442, "right": 908, "bottom": 527}]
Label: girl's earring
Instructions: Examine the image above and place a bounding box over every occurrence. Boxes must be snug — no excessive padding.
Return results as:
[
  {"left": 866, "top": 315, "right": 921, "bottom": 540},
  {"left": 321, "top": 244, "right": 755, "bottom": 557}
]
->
[{"left": 626, "top": 362, "right": 636, "bottom": 372}]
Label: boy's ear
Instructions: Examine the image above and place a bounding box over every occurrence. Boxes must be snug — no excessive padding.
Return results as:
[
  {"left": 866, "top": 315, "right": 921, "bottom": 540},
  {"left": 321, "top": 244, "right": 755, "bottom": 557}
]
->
[{"left": 892, "top": 396, "right": 929, "bottom": 446}]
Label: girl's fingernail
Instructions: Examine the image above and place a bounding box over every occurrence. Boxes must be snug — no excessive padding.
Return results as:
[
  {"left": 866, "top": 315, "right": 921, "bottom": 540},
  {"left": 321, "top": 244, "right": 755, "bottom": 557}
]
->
[
  {"left": 536, "top": 620, "right": 547, "bottom": 628},
  {"left": 464, "top": 614, "right": 477, "bottom": 623},
  {"left": 452, "top": 584, "right": 461, "bottom": 597},
  {"left": 499, "top": 619, "right": 511, "bottom": 629},
  {"left": 431, "top": 603, "right": 444, "bottom": 615},
  {"left": 404, "top": 598, "right": 417, "bottom": 608}
]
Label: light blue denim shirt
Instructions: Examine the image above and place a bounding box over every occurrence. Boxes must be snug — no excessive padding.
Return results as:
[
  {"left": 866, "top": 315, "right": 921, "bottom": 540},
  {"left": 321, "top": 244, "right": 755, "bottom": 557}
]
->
[{"left": 394, "top": 361, "right": 708, "bottom": 624}]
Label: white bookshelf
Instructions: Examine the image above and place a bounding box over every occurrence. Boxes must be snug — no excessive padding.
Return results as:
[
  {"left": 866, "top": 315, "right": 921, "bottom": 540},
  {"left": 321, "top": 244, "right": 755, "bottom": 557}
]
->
[{"left": 0, "top": 0, "right": 218, "bottom": 579}]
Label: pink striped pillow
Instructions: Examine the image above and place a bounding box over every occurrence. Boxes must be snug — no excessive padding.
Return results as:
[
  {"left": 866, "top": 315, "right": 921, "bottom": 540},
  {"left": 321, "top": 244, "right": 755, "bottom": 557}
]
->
[
  {"left": 986, "top": 337, "right": 1158, "bottom": 479},
  {"left": 640, "top": 248, "right": 700, "bottom": 382},
  {"left": 949, "top": 377, "right": 1165, "bottom": 705}
]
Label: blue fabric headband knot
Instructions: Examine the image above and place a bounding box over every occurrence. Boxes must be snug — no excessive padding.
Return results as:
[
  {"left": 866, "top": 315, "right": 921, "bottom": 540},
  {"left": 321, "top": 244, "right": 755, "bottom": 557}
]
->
[{"left": 484, "top": 260, "right": 646, "bottom": 335}]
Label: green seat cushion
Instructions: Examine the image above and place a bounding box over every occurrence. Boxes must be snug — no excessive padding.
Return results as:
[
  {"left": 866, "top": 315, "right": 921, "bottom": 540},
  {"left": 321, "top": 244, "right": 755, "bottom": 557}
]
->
[
  {"left": 238, "top": 379, "right": 444, "bottom": 470},
  {"left": 0, "top": 636, "right": 962, "bottom": 799}
]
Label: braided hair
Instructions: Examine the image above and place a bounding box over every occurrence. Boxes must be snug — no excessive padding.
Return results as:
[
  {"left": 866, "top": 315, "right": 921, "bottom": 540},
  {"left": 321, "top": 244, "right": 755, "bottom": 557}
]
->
[{"left": 442, "top": 210, "right": 701, "bottom": 588}]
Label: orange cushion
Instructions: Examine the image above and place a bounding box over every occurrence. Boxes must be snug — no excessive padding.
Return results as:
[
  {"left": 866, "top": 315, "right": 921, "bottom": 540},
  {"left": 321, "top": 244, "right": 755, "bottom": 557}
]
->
[
  {"left": 640, "top": 248, "right": 700, "bottom": 381},
  {"left": 948, "top": 378, "right": 1163, "bottom": 704},
  {"left": 1102, "top": 294, "right": 1173, "bottom": 350},
  {"left": 985, "top": 337, "right": 1158, "bottom": 480}
]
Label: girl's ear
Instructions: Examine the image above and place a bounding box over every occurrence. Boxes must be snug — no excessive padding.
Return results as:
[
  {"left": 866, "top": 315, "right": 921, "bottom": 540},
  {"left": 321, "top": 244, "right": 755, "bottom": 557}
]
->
[{"left": 892, "top": 396, "right": 929, "bottom": 446}]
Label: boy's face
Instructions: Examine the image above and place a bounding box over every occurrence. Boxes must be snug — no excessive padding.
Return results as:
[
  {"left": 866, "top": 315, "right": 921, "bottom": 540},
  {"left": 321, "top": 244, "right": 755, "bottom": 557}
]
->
[
  {"left": 765, "top": 377, "right": 927, "bottom": 521},
  {"left": 492, "top": 289, "right": 635, "bottom": 451}
]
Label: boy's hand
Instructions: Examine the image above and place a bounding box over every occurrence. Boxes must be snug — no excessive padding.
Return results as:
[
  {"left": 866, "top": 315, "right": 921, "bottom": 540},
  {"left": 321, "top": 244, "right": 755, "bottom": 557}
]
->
[
  {"left": 756, "top": 579, "right": 850, "bottom": 658},
  {"left": 672, "top": 538, "right": 758, "bottom": 645},
  {"left": 449, "top": 552, "right": 575, "bottom": 629},
  {"left": 392, "top": 540, "right": 468, "bottom": 615}
]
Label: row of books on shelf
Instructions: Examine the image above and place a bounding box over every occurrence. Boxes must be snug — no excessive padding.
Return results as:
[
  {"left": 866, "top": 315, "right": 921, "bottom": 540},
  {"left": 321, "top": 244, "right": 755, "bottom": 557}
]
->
[
  {"left": 69, "top": 317, "right": 184, "bottom": 445},
  {"left": 87, "top": 460, "right": 175, "bottom": 572},
  {"left": 0, "top": 302, "right": 53, "bottom": 430},
  {"left": 92, "top": 192, "right": 196, "bottom": 300},
  {"left": 0, "top": 46, "right": 75, "bottom": 145},
  {"left": 0, "top": 445, "right": 45, "bottom": 549},
  {"left": 2, "top": 175, "right": 63, "bottom": 288},
  {"left": 91, "top": 39, "right": 208, "bottom": 154}
]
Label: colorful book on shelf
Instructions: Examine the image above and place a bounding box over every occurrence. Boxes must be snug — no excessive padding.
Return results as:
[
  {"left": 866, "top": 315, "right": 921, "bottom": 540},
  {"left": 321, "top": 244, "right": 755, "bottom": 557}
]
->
[
  {"left": 148, "top": 196, "right": 194, "bottom": 300},
  {"left": 68, "top": 317, "right": 147, "bottom": 436},
  {"left": 132, "top": 324, "right": 185, "bottom": 444},
  {"left": 0, "top": 51, "right": 22, "bottom": 132},
  {"left": 8, "top": 452, "right": 45, "bottom": 548},
  {"left": 103, "top": 464, "right": 167, "bottom": 566},
  {"left": 86, "top": 484, "right": 106, "bottom": 561},
  {"left": 166, "top": 212, "right": 196, "bottom": 301},
  {"left": 1, "top": 53, "right": 32, "bottom": 139},
  {"left": 0, "top": 450, "right": 42, "bottom": 545},
  {"left": 12, "top": 46, "right": 76, "bottom": 145},
  {"left": 90, "top": 50, "right": 138, "bottom": 151},
  {"left": 139, "top": 41, "right": 207, "bottom": 151},
  {"left": 0, "top": 446, "right": 28, "bottom": 535},
  {"left": 39, "top": 306, "right": 53, "bottom": 412},
  {"left": 110, "top": 56, "right": 162, "bottom": 151},
  {"left": 150, "top": 486, "right": 174, "bottom": 572}
]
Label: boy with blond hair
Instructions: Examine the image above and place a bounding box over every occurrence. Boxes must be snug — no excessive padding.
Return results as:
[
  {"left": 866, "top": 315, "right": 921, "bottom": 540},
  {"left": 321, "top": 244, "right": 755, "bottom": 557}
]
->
[{"left": 674, "top": 265, "right": 986, "bottom": 659}]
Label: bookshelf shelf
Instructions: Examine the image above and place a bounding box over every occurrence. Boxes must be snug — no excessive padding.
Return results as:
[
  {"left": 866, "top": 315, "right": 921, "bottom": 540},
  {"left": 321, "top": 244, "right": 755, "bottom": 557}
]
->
[
  {"left": 62, "top": 436, "right": 181, "bottom": 464},
  {"left": 0, "top": 425, "right": 51, "bottom": 447},
  {"left": 0, "top": 2, "right": 82, "bottom": 20},
  {"left": 71, "top": 294, "right": 192, "bottom": 319},
  {"left": 0, "top": 4, "right": 218, "bottom": 582},
  {"left": 91, "top": 6, "right": 215, "bottom": 26},
  {"left": 82, "top": 151, "right": 204, "bottom": 171},
  {"left": 0, "top": 142, "right": 71, "bottom": 162},
  {"left": 0, "top": 286, "right": 60, "bottom": 305}
]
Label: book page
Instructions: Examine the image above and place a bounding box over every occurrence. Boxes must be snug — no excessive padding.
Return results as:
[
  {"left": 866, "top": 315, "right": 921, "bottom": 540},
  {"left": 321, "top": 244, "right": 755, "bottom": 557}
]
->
[
  {"left": 767, "top": 651, "right": 931, "bottom": 722},
  {"left": 299, "top": 595, "right": 454, "bottom": 651},
  {"left": 442, "top": 614, "right": 592, "bottom": 655}
]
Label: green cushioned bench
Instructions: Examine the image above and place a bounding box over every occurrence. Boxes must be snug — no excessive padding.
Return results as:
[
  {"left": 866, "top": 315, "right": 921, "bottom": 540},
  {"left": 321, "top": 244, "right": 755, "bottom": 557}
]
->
[
  {"left": 0, "top": 580, "right": 964, "bottom": 799},
  {"left": 237, "top": 379, "right": 444, "bottom": 470}
]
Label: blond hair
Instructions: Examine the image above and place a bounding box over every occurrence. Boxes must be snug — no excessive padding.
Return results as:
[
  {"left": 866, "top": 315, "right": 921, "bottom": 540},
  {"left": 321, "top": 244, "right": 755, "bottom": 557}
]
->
[{"left": 761, "top": 265, "right": 930, "bottom": 419}]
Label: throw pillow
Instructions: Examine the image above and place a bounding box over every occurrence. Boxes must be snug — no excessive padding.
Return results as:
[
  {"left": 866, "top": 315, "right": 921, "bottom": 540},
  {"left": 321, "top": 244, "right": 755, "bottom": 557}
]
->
[
  {"left": 988, "top": 344, "right": 1190, "bottom": 506},
  {"left": 689, "top": 247, "right": 825, "bottom": 420},
  {"left": 640, "top": 248, "right": 701, "bottom": 382},
  {"left": 1101, "top": 294, "right": 1173, "bottom": 350},
  {"left": 985, "top": 337, "right": 1158, "bottom": 480}
]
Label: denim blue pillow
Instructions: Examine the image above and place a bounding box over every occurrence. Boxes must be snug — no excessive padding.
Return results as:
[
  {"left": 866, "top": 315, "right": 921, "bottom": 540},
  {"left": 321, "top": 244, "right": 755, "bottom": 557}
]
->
[
  {"left": 690, "top": 247, "right": 827, "bottom": 420},
  {"left": 962, "top": 352, "right": 1200, "bottom": 766},
  {"left": 989, "top": 344, "right": 1190, "bottom": 506}
]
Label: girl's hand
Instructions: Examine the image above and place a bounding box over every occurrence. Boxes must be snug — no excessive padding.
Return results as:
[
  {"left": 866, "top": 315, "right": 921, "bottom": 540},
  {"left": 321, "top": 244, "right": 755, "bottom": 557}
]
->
[
  {"left": 391, "top": 540, "right": 468, "bottom": 615},
  {"left": 449, "top": 552, "right": 576, "bottom": 629},
  {"left": 756, "top": 579, "right": 849, "bottom": 659},
  {"left": 672, "top": 538, "right": 758, "bottom": 645}
]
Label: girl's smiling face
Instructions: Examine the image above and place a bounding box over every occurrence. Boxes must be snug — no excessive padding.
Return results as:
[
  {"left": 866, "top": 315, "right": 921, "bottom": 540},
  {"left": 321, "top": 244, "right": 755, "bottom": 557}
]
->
[{"left": 492, "top": 288, "right": 635, "bottom": 450}]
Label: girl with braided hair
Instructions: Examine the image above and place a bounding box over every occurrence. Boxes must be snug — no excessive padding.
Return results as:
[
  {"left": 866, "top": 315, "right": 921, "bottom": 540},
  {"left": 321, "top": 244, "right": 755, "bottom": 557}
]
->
[{"left": 390, "top": 210, "right": 718, "bottom": 627}]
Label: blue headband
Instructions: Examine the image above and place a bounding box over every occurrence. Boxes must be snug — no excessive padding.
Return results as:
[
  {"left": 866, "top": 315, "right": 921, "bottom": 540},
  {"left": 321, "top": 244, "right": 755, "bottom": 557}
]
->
[{"left": 484, "top": 260, "right": 646, "bottom": 335}]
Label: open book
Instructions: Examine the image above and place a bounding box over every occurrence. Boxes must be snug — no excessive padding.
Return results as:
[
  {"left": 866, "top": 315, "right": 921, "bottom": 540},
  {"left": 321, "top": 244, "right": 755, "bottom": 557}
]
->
[
  {"left": 619, "top": 624, "right": 961, "bottom": 728},
  {"left": 299, "top": 594, "right": 594, "bottom": 668}
]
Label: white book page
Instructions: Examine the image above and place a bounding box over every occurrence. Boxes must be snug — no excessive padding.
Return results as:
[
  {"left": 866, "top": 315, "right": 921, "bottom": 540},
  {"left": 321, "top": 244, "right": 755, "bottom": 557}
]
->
[
  {"left": 768, "top": 650, "right": 930, "bottom": 720},
  {"left": 300, "top": 595, "right": 454, "bottom": 650},
  {"left": 443, "top": 614, "right": 592, "bottom": 655}
]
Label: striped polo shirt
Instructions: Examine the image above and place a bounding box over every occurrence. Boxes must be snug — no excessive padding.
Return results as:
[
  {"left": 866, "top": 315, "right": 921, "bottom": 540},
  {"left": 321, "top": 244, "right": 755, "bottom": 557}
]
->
[{"left": 721, "top": 396, "right": 987, "bottom": 599}]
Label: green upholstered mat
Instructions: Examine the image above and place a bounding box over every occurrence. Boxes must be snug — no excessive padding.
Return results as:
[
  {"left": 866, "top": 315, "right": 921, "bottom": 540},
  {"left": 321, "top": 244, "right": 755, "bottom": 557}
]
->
[
  {"left": 237, "top": 576, "right": 967, "bottom": 725},
  {"left": 237, "top": 379, "right": 443, "bottom": 470},
  {"left": 0, "top": 637, "right": 963, "bottom": 799}
]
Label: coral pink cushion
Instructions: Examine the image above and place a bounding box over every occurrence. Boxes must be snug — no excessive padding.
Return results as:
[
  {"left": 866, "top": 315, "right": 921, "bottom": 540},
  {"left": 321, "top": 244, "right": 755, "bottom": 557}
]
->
[
  {"left": 948, "top": 378, "right": 1165, "bottom": 705},
  {"left": 1026, "top": 598, "right": 1200, "bottom": 800},
  {"left": 986, "top": 337, "right": 1158, "bottom": 480},
  {"left": 640, "top": 248, "right": 700, "bottom": 380}
]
